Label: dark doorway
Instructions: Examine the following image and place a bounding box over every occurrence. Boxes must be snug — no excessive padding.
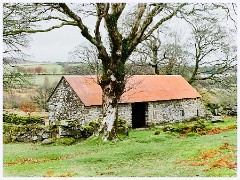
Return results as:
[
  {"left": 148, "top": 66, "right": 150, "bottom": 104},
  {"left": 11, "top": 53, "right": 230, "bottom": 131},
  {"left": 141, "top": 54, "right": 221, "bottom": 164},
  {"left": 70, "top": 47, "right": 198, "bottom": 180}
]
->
[{"left": 132, "top": 102, "right": 146, "bottom": 128}]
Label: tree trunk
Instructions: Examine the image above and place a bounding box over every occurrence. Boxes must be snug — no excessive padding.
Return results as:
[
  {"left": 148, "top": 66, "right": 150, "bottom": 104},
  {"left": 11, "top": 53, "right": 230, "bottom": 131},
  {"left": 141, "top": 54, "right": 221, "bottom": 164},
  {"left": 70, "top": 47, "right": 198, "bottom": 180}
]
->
[
  {"left": 97, "top": 60, "right": 125, "bottom": 141},
  {"left": 152, "top": 45, "right": 159, "bottom": 75},
  {"left": 99, "top": 93, "right": 119, "bottom": 141}
]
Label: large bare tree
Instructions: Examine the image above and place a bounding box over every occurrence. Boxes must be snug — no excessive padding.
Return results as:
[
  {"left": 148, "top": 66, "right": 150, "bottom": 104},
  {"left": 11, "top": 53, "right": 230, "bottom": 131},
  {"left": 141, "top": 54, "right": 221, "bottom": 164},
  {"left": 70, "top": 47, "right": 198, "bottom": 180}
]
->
[{"left": 3, "top": 3, "right": 188, "bottom": 141}]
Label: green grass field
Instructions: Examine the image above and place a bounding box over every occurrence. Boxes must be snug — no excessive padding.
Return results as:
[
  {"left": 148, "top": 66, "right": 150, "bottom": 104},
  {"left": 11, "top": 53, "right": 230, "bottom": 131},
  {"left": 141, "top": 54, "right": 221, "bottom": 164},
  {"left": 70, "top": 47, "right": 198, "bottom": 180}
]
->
[{"left": 3, "top": 116, "right": 237, "bottom": 177}]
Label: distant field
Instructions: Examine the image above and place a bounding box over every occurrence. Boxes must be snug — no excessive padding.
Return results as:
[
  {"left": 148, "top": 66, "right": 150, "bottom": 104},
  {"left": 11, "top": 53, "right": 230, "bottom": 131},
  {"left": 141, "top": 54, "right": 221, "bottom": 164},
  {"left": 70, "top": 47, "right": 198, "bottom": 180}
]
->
[
  {"left": 18, "top": 63, "right": 63, "bottom": 74},
  {"left": 30, "top": 75, "right": 62, "bottom": 86}
]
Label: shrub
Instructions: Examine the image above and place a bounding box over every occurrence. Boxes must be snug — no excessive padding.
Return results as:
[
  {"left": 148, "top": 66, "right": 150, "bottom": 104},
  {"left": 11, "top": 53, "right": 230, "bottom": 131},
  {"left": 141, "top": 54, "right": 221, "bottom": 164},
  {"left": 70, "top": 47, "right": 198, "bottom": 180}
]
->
[
  {"left": 3, "top": 113, "right": 43, "bottom": 125},
  {"left": 163, "top": 125, "right": 175, "bottom": 132},
  {"left": 47, "top": 124, "right": 59, "bottom": 138},
  {"left": 81, "top": 125, "right": 94, "bottom": 138},
  {"left": 89, "top": 119, "right": 102, "bottom": 133},
  {"left": 205, "top": 103, "right": 220, "bottom": 115},
  {"left": 117, "top": 118, "right": 127, "bottom": 134},
  {"left": 88, "top": 118, "right": 128, "bottom": 134},
  {"left": 3, "top": 136, "right": 12, "bottom": 144},
  {"left": 163, "top": 120, "right": 210, "bottom": 135}
]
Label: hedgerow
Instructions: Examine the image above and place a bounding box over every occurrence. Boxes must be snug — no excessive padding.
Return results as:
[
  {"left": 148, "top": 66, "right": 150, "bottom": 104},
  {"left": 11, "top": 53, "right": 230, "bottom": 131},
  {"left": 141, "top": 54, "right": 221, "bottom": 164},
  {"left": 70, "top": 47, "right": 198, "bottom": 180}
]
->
[{"left": 3, "top": 113, "right": 43, "bottom": 125}]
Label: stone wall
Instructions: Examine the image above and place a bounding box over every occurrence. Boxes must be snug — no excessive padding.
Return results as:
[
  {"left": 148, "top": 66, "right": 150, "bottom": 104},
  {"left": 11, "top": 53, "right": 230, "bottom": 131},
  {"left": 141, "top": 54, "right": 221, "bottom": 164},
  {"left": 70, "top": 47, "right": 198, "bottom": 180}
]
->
[
  {"left": 118, "top": 104, "right": 132, "bottom": 125},
  {"left": 147, "top": 98, "right": 206, "bottom": 125},
  {"left": 3, "top": 123, "right": 58, "bottom": 143}
]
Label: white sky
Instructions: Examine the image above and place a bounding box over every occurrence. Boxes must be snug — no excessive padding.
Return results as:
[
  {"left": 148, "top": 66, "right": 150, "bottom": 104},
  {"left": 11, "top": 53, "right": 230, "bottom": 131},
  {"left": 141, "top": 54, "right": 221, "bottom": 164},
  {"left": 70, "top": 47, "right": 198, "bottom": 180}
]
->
[
  {"left": 8, "top": 0, "right": 237, "bottom": 62},
  {"left": 28, "top": 26, "right": 82, "bottom": 62}
]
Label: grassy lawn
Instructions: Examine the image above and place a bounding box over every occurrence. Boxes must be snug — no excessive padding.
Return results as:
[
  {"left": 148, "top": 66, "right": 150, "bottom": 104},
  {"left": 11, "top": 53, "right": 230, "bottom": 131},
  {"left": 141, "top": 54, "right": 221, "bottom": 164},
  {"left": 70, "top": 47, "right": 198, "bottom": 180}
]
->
[{"left": 3, "top": 116, "right": 237, "bottom": 177}]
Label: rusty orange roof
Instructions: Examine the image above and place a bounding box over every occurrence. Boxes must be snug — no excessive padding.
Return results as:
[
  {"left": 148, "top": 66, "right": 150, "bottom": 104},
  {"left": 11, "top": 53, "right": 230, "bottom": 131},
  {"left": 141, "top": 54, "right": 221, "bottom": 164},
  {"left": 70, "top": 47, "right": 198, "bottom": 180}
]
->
[{"left": 64, "top": 75, "right": 201, "bottom": 106}]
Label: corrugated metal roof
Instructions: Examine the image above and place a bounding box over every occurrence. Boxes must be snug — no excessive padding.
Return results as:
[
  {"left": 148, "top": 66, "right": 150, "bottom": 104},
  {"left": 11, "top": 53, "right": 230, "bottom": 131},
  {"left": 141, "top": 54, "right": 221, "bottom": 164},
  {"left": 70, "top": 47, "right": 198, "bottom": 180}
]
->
[{"left": 64, "top": 75, "right": 201, "bottom": 106}]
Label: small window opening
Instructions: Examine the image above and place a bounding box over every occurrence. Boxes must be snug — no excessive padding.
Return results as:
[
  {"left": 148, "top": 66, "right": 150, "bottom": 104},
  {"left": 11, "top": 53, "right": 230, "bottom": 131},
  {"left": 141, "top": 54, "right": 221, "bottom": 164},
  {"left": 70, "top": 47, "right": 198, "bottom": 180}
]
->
[
  {"left": 181, "top": 110, "right": 184, "bottom": 116},
  {"left": 197, "top": 109, "right": 199, "bottom": 117}
]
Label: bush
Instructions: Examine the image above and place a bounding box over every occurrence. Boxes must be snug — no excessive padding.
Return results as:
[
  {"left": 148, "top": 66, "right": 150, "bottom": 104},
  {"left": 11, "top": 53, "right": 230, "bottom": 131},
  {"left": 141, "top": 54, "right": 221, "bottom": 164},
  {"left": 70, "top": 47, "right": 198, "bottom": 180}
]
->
[
  {"left": 55, "top": 137, "right": 76, "bottom": 146},
  {"left": 117, "top": 118, "right": 127, "bottom": 134},
  {"left": 205, "top": 103, "right": 220, "bottom": 115},
  {"left": 3, "top": 136, "right": 12, "bottom": 144},
  {"left": 163, "top": 120, "right": 210, "bottom": 135},
  {"left": 162, "top": 125, "right": 175, "bottom": 132},
  {"left": 3, "top": 113, "right": 43, "bottom": 125},
  {"left": 81, "top": 125, "right": 94, "bottom": 138}
]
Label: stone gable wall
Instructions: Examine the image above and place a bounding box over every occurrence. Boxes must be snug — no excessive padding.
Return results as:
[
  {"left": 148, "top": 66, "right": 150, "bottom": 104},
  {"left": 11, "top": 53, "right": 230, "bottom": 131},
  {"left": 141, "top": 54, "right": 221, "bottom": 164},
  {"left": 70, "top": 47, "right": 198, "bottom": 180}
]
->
[{"left": 48, "top": 78, "right": 86, "bottom": 124}]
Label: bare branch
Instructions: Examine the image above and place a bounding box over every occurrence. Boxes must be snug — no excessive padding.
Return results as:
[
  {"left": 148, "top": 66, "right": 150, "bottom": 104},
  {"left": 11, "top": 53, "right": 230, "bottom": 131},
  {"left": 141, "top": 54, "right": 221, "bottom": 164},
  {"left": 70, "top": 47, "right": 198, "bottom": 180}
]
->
[
  {"left": 127, "top": 3, "right": 146, "bottom": 39},
  {"left": 3, "top": 21, "right": 77, "bottom": 36},
  {"left": 141, "top": 3, "right": 187, "bottom": 41}
]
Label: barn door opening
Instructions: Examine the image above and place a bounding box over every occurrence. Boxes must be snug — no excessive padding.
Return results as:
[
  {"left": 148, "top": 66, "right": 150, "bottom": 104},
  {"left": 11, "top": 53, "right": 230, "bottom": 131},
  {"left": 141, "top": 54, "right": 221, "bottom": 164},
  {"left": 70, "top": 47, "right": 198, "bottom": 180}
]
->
[{"left": 132, "top": 102, "right": 146, "bottom": 128}]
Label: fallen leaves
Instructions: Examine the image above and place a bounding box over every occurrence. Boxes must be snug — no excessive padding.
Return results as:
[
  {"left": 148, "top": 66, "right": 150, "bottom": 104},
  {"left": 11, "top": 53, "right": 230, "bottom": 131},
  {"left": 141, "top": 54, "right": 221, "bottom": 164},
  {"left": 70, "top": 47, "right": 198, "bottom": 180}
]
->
[{"left": 43, "top": 171, "right": 73, "bottom": 177}]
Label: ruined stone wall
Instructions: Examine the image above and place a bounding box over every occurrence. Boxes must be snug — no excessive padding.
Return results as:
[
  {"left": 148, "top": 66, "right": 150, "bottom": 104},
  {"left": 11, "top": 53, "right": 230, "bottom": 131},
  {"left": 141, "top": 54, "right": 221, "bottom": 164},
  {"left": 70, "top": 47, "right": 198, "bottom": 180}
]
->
[{"left": 147, "top": 98, "right": 206, "bottom": 125}]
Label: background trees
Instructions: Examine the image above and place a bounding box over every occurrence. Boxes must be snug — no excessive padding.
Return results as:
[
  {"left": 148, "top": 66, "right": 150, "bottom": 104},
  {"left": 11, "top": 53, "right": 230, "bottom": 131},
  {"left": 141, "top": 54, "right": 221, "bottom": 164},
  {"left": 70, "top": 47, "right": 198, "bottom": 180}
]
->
[{"left": 182, "top": 14, "right": 237, "bottom": 85}]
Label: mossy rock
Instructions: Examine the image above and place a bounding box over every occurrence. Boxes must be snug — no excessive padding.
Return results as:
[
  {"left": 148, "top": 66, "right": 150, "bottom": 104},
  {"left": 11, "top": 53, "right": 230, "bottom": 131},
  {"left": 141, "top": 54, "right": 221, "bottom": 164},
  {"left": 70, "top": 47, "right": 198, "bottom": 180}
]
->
[
  {"left": 41, "top": 138, "right": 55, "bottom": 145},
  {"left": 55, "top": 137, "right": 76, "bottom": 146},
  {"left": 163, "top": 125, "right": 174, "bottom": 132}
]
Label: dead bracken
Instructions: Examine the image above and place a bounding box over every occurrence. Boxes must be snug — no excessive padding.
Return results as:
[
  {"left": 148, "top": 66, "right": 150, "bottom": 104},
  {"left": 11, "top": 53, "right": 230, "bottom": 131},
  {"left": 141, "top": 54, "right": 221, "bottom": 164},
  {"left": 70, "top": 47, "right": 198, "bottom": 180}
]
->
[
  {"left": 4, "top": 150, "right": 96, "bottom": 167},
  {"left": 178, "top": 142, "right": 237, "bottom": 170}
]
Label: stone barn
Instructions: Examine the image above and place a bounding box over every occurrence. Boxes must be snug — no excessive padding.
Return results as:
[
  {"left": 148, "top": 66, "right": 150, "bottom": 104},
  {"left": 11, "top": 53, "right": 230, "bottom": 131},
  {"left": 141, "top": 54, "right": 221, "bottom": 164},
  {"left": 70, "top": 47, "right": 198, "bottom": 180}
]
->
[{"left": 47, "top": 75, "right": 206, "bottom": 128}]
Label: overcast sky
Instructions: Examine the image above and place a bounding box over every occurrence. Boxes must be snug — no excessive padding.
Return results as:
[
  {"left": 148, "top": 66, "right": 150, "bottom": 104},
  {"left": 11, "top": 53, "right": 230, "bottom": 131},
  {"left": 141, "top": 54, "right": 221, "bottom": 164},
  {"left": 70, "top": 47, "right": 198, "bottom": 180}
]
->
[
  {"left": 3, "top": 0, "right": 239, "bottom": 63},
  {"left": 28, "top": 25, "right": 82, "bottom": 62}
]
